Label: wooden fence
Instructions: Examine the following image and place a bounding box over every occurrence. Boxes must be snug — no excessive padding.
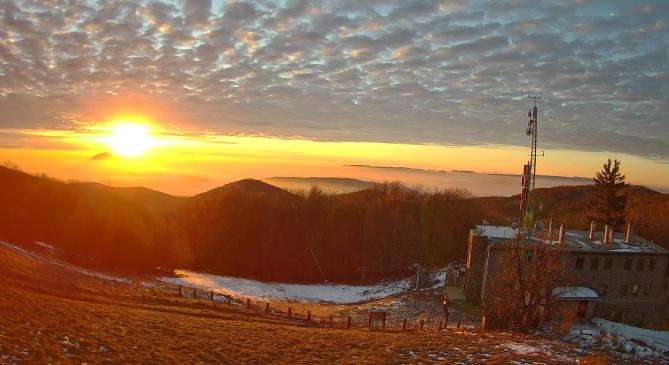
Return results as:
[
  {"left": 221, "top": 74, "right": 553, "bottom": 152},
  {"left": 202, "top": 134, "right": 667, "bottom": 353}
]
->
[{"left": 172, "top": 284, "right": 477, "bottom": 332}]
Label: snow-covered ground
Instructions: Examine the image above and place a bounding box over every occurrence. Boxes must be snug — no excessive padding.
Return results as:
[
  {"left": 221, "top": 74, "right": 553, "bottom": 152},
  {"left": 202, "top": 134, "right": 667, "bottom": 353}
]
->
[
  {"left": 569, "top": 317, "right": 669, "bottom": 360},
  {"left": 159, "top": 269, "right": 447, "bottom": 304}
]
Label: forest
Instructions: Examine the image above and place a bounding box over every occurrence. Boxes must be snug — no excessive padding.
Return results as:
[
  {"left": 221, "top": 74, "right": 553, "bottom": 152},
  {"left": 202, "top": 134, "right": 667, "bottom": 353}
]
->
[
  {"left": 0, "top": 164, "right": 478, "bottom": 283},
  {"left": 1, "top": 163, "right": 668, "bottom": 284}
]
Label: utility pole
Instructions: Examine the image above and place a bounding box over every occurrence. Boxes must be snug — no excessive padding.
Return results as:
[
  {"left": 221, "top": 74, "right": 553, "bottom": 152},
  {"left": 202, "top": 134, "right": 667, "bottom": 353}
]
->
[
  {"left": 409, "top": 263, "right": 423, "bottom": 292},
  {"left": 356, "top": 267, "right": 366, "bottom": 285},
  {"left": 520, "top": 90, "right": 542, "bottom": 238}
]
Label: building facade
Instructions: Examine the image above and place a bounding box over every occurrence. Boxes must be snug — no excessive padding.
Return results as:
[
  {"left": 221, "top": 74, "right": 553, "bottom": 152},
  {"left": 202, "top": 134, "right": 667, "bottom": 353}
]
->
[{"left": 462, "top": 223, "right": 669, "bottom": 329}]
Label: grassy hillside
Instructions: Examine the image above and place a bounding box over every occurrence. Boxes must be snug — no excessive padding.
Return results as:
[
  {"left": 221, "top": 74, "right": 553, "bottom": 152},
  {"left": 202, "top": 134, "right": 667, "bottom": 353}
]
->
[
  {"left": 0, "top": 165, "right": 188, "bottom": 271},
  {"left": 0, "top": 241, "right": 611, "bottom": 364}
]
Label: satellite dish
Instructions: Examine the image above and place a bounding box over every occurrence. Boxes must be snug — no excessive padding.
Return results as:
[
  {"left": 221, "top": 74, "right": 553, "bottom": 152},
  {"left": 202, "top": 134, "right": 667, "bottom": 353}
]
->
[
  {"left": 511, "top": 221, "right": 519, "bottom": 229},
  {"left": 526, "top": 128, "right": 532, "bottom": 136}
]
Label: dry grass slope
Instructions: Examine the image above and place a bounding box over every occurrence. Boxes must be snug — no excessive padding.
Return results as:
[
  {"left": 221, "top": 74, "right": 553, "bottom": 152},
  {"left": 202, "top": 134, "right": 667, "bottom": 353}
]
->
[{"left": 0, "top": 244, "right": 622, "bottom": 364}]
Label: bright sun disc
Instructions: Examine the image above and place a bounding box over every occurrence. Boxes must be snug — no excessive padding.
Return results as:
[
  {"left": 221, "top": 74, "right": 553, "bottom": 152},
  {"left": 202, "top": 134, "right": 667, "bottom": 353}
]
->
[{"left": 107, "top": 122, "right": 155, "bottom": 157}]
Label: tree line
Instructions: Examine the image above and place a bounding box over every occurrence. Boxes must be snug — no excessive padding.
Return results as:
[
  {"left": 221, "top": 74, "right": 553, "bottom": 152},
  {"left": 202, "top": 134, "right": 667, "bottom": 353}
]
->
[{"left": 0, "top": 163, "right": 480, "bottom": 283}]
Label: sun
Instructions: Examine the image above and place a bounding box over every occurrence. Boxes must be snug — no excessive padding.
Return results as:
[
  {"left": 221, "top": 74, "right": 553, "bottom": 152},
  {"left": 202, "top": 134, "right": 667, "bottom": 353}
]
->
[{"left": 107, "top": 122, "right": 155, "bottom": 157}]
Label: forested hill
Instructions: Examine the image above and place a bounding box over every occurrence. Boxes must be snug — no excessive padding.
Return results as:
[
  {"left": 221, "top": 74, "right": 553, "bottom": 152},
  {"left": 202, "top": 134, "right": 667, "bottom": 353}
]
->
[
  {"left": 475, "top": 184, "right": 669, "bottom": 247},
  {"left": 1, "top": 164, "right": 667, "bottom": 283}
]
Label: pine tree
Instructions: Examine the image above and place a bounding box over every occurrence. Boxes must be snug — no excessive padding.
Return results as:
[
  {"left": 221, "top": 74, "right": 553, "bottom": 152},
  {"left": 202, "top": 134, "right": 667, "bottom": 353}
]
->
[{"left": 588, "top": 159, "right": 628, "bottom": 229}]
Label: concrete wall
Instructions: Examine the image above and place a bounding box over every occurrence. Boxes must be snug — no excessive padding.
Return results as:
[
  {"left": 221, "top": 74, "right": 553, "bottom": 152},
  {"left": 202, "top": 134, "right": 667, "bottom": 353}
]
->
[
  {"left": 463, "top": 231, "right": 488, "bottom": 302},
  {"left": 564, "top": 252, "right": 669, "bottom": 328}
]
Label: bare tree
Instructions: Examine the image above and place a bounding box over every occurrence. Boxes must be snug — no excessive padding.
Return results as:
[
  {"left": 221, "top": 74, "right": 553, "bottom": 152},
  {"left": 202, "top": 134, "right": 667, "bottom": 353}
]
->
[{"left": 483, "top": 237, "right": 568, "bottom": 331}]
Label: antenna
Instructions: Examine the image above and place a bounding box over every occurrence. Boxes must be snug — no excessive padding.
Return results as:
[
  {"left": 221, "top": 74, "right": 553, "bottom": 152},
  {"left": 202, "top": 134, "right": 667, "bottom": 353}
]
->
[{"left": 520, "top": 89, "right": 542, "bottom": 237}]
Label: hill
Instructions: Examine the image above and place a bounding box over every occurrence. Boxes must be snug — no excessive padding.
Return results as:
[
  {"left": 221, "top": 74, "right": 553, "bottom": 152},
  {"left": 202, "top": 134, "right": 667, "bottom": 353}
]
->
[
  {"left": 0, "top": 165, "right": 188, "bottom": 271},
  {"left": 264, "top": 177, "right": 376, "bottom": 193},
  {"left": 0, "top": 239, "right": 620, "bottom": 364},
  {"left": 2, "top": 164, "right": 668, "bottom": 284},
  {"left": 176, "top": 180, "right": 478, "bottom": 283},
  {"left": 475, "top": 184, "right": 669, "bottom": 248}
]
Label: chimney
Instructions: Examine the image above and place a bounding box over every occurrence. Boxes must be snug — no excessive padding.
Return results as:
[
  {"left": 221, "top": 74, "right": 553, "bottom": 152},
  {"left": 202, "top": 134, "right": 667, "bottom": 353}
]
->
[
  {"left": 625, "top": 223, "right": 633, "bottom": 243},
  {"left": 588, "top": 221, "right": 595, "bottom": 240},
  {"left": 603, "top": 225, "right": 609, "bottom": 244},
  {"left": 547, "top": 218, "right": 553, "bottom": 240},
  {"left": 558, "top": 224, "right": 565, "bottom": 245}
]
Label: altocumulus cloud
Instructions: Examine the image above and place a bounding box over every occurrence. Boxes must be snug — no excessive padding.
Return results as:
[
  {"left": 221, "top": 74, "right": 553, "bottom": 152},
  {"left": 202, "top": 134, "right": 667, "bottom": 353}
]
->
[{"left": 0, "top": 0, "right": 667, "bottom": 159}]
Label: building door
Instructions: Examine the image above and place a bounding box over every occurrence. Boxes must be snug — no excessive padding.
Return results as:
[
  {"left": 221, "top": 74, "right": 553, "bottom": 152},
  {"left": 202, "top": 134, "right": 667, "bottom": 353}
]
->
[{"left": 577, "top": 301, "right": 587, "bottom": 318}]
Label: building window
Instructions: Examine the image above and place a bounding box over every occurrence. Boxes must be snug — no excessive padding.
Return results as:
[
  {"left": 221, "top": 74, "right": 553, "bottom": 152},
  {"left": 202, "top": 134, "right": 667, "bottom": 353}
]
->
[
  {"left": 644, "top": 284, "right": 651, "bottom": 296},
  {"left": 625, "top": 259, "right": 632, "bottom": 271},
  {"left": 604, "top": 258, "right": 613, "bottom": 270},
  {"left": 599, "top": 284, "right": 608, "bottom": 297},
  {"left": 620, "top": 285, "right": 627, "bottom": 296},
  {"left": 637, "top": 259, "right": 645, "bottom": 271},
  {"left": 649, "top": 259, "right": 656, "bottom": 271},
  {"left": 575, "top": 257, "right": 584, "bottom": 270},
  {"left": 632, "top": 284, "right": 639, "bottom": 296},
  {"left": 590, "top": 258, "right": 599, "bottom": 270}
]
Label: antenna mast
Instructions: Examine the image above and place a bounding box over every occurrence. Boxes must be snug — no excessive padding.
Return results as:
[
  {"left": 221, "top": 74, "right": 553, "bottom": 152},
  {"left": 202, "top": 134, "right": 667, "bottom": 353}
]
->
[{"left": 520, "top": 90, "right": 541, "bottom": 237}]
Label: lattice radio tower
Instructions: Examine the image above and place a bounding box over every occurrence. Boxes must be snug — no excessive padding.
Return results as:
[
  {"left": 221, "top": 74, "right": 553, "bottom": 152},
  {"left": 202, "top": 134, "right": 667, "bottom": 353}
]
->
[{"left": 520, "top": 90, "right": 541, "bottom": 237}]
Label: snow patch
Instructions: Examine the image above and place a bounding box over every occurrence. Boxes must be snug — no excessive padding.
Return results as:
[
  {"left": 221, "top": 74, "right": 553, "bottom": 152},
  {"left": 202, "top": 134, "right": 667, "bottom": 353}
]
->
[
  {"left": 502, "top": 342, "right": 540, "bottom": 355},
  {"left": 159, "top": 268, "right": 447, "bottom": 304}
]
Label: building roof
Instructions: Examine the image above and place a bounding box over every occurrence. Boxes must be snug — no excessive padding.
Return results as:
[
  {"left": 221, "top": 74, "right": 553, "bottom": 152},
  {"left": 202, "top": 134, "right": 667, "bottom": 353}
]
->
[
  {"left": 474, "top": 225, "right": 519, "bottom": 239},
  {"left": 553, "top": 287, "right": 600, "bottom": 300},
  {"left": 472, "top": 225, "right": 669, "bottom": 255}
]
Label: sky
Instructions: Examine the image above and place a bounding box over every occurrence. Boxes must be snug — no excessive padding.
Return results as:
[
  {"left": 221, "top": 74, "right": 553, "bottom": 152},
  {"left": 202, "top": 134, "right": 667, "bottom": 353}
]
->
[{"left": 0, "top": 0, "right": 668, "bottom": 196}]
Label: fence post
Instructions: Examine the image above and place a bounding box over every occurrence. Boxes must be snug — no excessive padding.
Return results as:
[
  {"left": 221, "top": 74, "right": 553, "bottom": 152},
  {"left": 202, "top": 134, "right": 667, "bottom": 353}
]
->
[
  {"left": 227, "top": 295, "right": 231, "bottom": 304},
  {"left": 210, "top": 291, "right": 214, "bottom": 301},
  {"left": 457, "top": 320, "right": 461, "bottom": 330},
  {"left": 192, "top": 288, "right": 196, "bottom": 299},
  {"left": 329, "top": 315, "right": 333, "bottom": 327},
  {"left": 266, "top": 302, "right": 270, "bottom": 313},
  {"left": 178, "top": 285, "right": 182, "bottom": 297},
  {"left": 288, "top": 307, "right": 292, "bottom": 319},
  {"left": 438, "top": 321, "right": 442, "bottom": 331},
  {"left": 382, "top": 313, "right": 386, "bottom": 330},
  {"left": 419, "top": 320, "right": 424, "bottom": 330},
  {"left": 347, "top": 316, "right": 351, "bottom": 329},
  {"left": 403, "top": 318, "right": 407, "bottom": 331},
  {"left": 307, "top": 310, "right": 311, "bottom": 321},
  {"left": 368, "top": 312, "right": 372, "bottom": 328},
  {"left": 246, "top": 298, "right": 251, "bottom": 310}
]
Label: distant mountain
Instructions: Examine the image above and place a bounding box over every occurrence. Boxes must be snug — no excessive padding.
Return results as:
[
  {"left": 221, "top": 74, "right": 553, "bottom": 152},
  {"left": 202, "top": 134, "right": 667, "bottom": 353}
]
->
[
  {"left": 264, "top": 177, "right": 376, "bottom": 193},
  {"left": 69, "top": 182, "right": 186, "bottom": 214}
]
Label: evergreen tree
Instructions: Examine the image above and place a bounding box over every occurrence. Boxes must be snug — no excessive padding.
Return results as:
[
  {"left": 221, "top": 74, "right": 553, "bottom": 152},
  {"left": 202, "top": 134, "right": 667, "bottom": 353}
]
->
[{"left": 588, "top": 159, "right": 628, "bottom": 229}]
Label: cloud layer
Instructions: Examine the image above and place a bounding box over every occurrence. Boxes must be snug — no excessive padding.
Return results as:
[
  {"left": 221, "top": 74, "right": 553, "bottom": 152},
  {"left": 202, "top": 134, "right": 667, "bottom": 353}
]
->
[{"left": 1, "top": 0, "right": 668, "bottom": 159}]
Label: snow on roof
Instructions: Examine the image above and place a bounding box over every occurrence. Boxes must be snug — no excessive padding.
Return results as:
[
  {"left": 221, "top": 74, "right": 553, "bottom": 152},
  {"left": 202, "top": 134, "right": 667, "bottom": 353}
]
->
[
  {"left": 553, "top": 287, "right": 599, "bottom": 300},
  {"left": 472, "top": 225, "right": 668, "bottom": 254},
  {"left": 475, "top": 225, "right": 518, "bottom": 239}
]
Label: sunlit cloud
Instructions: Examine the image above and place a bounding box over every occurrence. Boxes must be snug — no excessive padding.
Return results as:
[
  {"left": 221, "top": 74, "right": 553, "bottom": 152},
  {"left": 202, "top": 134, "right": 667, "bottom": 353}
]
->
[{"left": 0, "top": 0, "right": 667, "bottom": 193}]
